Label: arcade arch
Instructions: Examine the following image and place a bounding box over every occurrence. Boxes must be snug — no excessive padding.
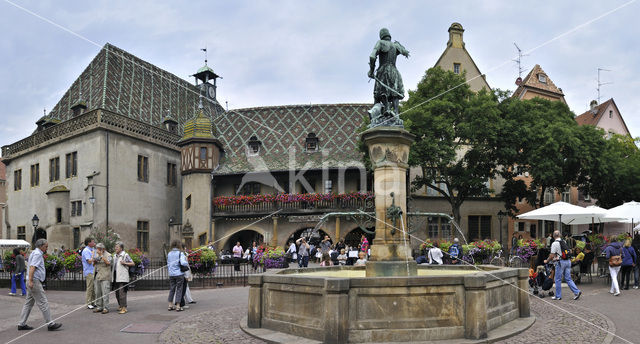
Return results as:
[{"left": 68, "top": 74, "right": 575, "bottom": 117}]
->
[
  {"left": 286, "top": 227, "right": 331, "bottom": 247},
  {"left": 343, "top": 227, "right": 375, "bottom": 249},
  {"left": 223, "top": 229, "right": 264, "bottom": 253}
]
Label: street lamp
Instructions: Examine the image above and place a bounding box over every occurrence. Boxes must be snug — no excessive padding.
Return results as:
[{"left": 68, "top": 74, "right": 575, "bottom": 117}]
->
[
  {"left": 31, "top": 214, "right": 39, "bottom": 229},
  {"left": 497, "top": 210, "right": 506, "bottom": 252}
]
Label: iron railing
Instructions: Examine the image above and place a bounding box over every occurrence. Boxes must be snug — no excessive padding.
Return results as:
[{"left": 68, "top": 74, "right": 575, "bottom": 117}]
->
[{"left": 0, "top": 263, "right": 263, "bottom": 291}]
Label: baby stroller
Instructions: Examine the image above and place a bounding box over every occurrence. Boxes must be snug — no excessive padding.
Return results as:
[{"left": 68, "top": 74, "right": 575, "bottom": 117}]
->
[{"left": 532, "top": 264, "right": 555, "bottom": 298}]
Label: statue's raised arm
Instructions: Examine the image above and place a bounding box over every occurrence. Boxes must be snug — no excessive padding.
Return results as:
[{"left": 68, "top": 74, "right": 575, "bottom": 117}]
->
[{"left": 367, "top": 28, "right": 408, "bottom": 128}]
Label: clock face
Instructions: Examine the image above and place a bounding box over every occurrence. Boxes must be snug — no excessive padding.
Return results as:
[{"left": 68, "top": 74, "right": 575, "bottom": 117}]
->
[{"left": 207, "top": 86, "right": 216, "bottom": 99}]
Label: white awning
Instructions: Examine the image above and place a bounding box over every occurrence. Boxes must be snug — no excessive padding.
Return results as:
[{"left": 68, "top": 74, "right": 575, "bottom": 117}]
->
[{"left": 0, "top": 239, "right": 31, "bottom": 249}]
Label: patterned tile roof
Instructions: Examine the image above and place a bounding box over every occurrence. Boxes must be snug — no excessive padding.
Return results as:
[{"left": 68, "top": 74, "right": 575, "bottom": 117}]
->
[
  {"left": 215, "top": 104, "right": 369, "bottom": 174},
  {"left": 512, "top": 64, "right": 565, "bottom": 101},
  {"left": 46, "top": 43, "right": 224, "bottom": 133}
]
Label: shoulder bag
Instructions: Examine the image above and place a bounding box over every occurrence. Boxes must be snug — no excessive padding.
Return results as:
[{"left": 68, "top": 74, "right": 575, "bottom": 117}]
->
[{"left": 609, "top": 247, "right": 623, "bottom": 267}]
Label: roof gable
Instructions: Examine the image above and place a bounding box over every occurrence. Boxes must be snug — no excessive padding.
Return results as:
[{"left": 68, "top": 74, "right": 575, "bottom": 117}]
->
[
  {"left": 512, "top": 64, "right": 565, "bottom": 102},
  {"left": 575, "top": 98, "right": 631, "bottom": 136}
]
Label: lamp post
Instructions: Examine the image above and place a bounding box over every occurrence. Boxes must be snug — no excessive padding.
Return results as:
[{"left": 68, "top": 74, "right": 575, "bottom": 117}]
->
[
  {"left": 31, "top": 214, "right": 39, "bottom": 249},
  {"left": 497, "top": 210, "right": 506, "bottom": 252}
]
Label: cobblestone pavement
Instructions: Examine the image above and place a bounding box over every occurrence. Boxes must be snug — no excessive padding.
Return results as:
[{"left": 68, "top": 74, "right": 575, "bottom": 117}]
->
[
  {"left": 159, "top": 305, "right": 265, "bottom": 344},
  {"left": 158, "top": 294, "right": 616, "bottom": 344},
  {"left": 496, "top": 296, "right": 614, "bottom": 344}
]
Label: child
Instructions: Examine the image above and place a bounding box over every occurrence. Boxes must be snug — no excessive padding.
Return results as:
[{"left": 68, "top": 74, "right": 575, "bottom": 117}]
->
[
  {"left": 320, "top": 252, "right": 333, "bottom": 267},
  {"left": 337, "top": 249, "right": 348, "bottom": 266},
  {"left": 315, "top": 246, "right": 323, "bottom": 263},
  {"left": 536, "top": 264, "right": 555, "bottom": 298},
  {"left": 354, "top": 252, "right": 367, "bottom": 266}
]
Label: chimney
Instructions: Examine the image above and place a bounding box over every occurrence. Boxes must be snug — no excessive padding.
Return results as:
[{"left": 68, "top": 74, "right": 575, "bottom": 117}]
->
[{"left": 589, "top": 100, "right": 598, "bottom": 115}]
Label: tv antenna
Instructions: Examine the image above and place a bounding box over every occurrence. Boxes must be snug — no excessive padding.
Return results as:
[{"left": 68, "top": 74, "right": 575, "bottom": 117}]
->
[
  {"left": 597, "top": 68, "right": 612, "bottom": 103},
  {"left": 513, "top": 43, "right": 529, "bottom": 79}
]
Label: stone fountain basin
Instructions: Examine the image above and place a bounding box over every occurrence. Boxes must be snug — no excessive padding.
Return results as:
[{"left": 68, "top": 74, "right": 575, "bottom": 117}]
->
[{"left": 247, "top": 264, "right": 530, "bottom": 344}]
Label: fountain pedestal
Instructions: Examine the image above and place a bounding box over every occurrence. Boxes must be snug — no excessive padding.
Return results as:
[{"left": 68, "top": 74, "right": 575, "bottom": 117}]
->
[{"left": 361, "top": 126, "right": 417, "bottom": 277}]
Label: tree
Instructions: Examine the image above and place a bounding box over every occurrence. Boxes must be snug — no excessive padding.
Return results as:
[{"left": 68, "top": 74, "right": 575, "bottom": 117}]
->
[
  {"left": 401, "top": 67, "right": 501, "bottom": 224},
  {"left": 580, "top": 134, "right": 640, "bottom": 208},
  {"left": 497, "top": 97, "right": 606, "bottom": 213}
]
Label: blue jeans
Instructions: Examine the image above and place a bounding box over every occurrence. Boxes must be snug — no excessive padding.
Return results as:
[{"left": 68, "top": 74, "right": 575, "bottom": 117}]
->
[
  {"left": 298, "top": 255, "right": 309, "bottom": 268},
  {"left": 555, "top": 259, "right": 580, "bottom": 299},
  {"left": 11, "top": 271, "right": 26, "bottom": 295},
  {"left": 634, "top": 264, "right": 639, "bottom": 287}
]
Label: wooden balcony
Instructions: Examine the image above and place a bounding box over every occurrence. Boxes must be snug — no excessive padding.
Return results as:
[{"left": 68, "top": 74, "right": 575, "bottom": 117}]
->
[{"left": 212, "top": 192, "right": 374, "bottom": 217}]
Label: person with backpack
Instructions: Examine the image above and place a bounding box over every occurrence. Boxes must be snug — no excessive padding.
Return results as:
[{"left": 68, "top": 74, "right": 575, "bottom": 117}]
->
[
  {"left": 544, "top": 230, "right": 582, "bottom": 300},
  {"left": 604, "top": 240, "right": 624, "bottom": 296},
  {"left": 449, "top": 238, "right": 462, "bottom": 264}
]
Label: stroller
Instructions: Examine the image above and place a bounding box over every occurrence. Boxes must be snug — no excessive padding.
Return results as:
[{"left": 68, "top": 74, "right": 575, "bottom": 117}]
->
[{"left": 531, "top": 264, "right": 555, "bottom": 298}]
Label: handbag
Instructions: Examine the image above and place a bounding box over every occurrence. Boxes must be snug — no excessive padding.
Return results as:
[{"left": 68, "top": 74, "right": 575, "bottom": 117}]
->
[
  {"left": 180, "top": 264, "right": 190, "bottom": 272},
  {"left": 609, "top": 247, "right": 623, "bottom": 267}
]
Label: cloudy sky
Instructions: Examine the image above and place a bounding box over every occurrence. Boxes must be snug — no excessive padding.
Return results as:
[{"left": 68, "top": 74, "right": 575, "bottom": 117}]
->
[{"left": 1, "top": 0, "right": 639, "bottom": 148}]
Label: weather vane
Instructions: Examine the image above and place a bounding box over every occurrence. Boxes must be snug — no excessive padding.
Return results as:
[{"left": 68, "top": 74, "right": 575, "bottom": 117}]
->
[{"left": 201, "top": 47, "right": 208, "bottom": 65}]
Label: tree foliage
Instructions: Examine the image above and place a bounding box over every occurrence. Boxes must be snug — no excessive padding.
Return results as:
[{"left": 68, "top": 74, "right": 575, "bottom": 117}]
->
[{"left": 401, "top": 67, "right": 501, "bottom": 223}]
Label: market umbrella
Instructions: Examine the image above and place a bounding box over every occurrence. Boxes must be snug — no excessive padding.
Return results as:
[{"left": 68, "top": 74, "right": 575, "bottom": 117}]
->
[
  {"left": 517, "top": 201, "right": 602, "bottom": 225},
  {"left": 563, "top": 205, "right": 625, "bottom": 225},
  {"left": 604, "top": 201, "right": 640, "bottom": 224}
]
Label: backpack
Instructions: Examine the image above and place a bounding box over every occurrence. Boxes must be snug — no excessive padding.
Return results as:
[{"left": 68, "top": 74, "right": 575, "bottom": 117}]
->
[
  {"left": 449, "top": 245, "right": 459, "bottom": 259},
  {"left": 559, "top": 240, "right": 572, "bottom": 260}
]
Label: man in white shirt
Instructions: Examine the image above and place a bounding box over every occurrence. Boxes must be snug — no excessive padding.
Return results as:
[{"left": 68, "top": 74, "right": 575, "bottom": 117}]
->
[
  {"left": 544, "top": 230, "right": 582, "bottom": 301},
  {"left": 428, "top": 246, "right": 443, "bottom": 265}
]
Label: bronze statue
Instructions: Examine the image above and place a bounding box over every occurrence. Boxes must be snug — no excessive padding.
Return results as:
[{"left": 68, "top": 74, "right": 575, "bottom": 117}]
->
[{"left": 368, "top": 28, "right": 409, "bottom": 127}]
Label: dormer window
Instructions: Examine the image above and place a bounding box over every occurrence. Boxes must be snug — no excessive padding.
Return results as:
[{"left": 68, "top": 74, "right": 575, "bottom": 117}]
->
[
  {"left": 537, "top": 74, "right": 547, "bottom": 84},
  {"left": 305, "top": 133, "right": 319, "bottom": 152},
  {"left": 247, "top": 135, "right": 262, "bottom": 155}
]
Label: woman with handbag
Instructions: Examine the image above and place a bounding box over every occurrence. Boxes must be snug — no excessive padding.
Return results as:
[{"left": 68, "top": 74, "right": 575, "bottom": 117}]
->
[
  {"left": 113, "top": 242, "right": 134, "bottom": 314},
  {"left": 604, "top": 240, "right": 624, "bottom": 296},
  {"left": 167, "top": 240, "right": 189, "bottom": 311}
]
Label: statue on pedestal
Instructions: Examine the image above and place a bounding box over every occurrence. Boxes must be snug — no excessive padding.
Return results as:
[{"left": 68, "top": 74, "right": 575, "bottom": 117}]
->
[{"left": 368, "top": 28, "right": 410, "bottom": 128}]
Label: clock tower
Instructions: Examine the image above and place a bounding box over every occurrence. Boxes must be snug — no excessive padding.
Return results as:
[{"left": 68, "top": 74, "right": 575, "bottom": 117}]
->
[{"left": 192, "top": 58, "right": 221, "bottom": 102}]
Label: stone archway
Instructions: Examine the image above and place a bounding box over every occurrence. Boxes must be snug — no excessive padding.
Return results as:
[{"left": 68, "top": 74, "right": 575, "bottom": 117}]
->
[
  {"left": 286, "top": 227, "right": 331, "bottom": 247},
  {"left": 225, "top": 229, "right": 264, "bottom": 253},
  {"left": 344, "top": 227, "right": 375, "bottom": 250}
]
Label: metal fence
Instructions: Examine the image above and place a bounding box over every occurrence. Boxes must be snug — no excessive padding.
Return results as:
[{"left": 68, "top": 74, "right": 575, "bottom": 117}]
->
[{"left": 0, "top": 263, "right": 263, "bottom": 291}]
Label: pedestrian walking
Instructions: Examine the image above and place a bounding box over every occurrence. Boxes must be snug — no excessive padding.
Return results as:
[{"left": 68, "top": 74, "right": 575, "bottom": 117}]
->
[
  {"left": 93, "top": 243, "right": 112, "bottom": 314},
  {"left": 604, "top": 240, "right": 623, "bottom": 296},
  {"left": 167, "top": 240, "right": 188, "bottom": 312},
  {"left": 9, "top": 248, "right": 26, "bottom": 296},
  {"left": 544, "top": 230, "right": 582, "bottom": 301},
  {"left": 81, "top": 237, "right": 97, "bottom": 309},
  {"left": 112, "top": 242, "right": 134, "bottom": 314},
  {"left": 17, "top": 239, "right": 62, "bottom": 331}
]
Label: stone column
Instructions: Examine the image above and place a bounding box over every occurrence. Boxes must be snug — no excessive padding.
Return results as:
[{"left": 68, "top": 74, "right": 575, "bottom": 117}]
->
[
  {"left": 210, "top": 218, "right": 216, "bottom": 244},
  {"left": 323, "top": 279, "right": 350, "bottom": 343},
  {"left": 361, "top": 127, "right": 417, "bottom": 277},
  {"left": 247, "top": 275, "right": 263, "bottom": 328},
  {"left": 271, "top": 216, "right": 278, "bottom": 246},
  {"left": 464, "top": 275, "right": 488, "bottom": 340},
  {"left": 334, "top": 217, "right": 341, "bottom": 241},
  {"left": 517, "top": 268, "right": 531, "bottom": 317}
]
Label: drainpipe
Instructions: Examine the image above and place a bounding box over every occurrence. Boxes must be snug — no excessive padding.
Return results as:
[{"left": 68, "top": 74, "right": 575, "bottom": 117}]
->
[{"left": 105, "top": 130, "right": 110, "bottom": 228}]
